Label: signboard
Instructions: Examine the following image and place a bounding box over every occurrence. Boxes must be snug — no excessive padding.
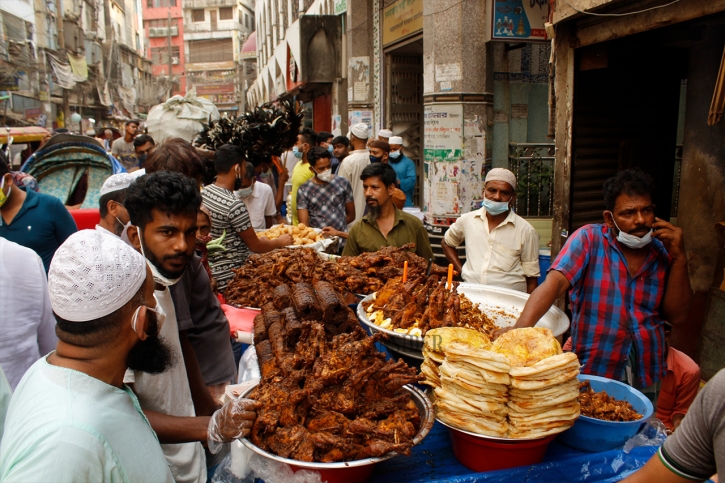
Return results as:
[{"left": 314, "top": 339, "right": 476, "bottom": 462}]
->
[
  {"left": 382, "top": 0, "right": 423, "bottom": 46},
  {"left": 491, "top": 0, "right": 549, "bottom": 42},
  {"left": 333, "top": 0, "right": 346, "bottom": 15}
]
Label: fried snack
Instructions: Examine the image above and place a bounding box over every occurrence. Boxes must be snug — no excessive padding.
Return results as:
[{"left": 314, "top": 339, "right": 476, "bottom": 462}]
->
[
  {"left": 578, "top": 381, "right": 642, "bottom": 422},
  {"left": 255, "top": 339, "right": 278, "bottom": 377},
  {"left": 291, "top": 283, "right": 322, "bottom": 322},
  {"left": 259, "top": 223, "right": 323, "bottom": 246},
  {"left": 262, "top": 303, "right": 284, "bottom": 329},
  {"left": 272, "top": 284, "right": 292, "bottom": 310},
  {"left": 253, "top": 313, "right": 267, "bottom": 343},
  {"left": 313, "top": 281, "right": 347, "bottom": 325},
  {"left": 491, "top": 327, "right": 562, "bottom": 367},
  {"left": 282, "top": 307, "right": 303, "bottom": 342}
]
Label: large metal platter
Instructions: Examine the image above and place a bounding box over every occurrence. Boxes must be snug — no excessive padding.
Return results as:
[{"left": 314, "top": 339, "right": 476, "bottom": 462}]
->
[
  {"left": 239, "top": 383, "right": 435, "bottom": 469},
  {"left": 357, "top": 282, "right": 570, "bottom": 352}
]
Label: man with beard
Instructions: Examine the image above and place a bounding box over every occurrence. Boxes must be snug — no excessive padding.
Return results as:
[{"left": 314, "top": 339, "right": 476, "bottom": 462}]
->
[
  {"left": 122, "top": 171, "right": 227, "bottom": 483},
  {"left": 0, "top": 230, "right": 175, "bottom": 481},
  {"left": 342, "top": 163, "right": 433, "bottom": 260}
]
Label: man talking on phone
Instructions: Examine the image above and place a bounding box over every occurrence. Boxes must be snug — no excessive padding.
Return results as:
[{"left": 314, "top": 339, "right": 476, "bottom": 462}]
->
[{"left": 495, "top": 170, "right": 692, "bottom": 408}]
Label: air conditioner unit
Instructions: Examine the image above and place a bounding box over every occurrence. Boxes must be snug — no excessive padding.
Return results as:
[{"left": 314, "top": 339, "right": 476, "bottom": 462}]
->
[
  {"left": 171, "top": 56, "right": 179, "bottom": 65},
  {"left": 149, "top": 27, "right": 159, "bottom": 36}
]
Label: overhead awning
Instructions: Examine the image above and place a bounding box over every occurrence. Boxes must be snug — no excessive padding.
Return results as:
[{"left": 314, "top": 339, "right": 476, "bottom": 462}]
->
[{"left": 0, "top": 126, "right": 50, "bottom": 143}]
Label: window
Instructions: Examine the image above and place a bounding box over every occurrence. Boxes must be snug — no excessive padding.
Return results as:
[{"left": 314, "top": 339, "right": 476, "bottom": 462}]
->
[
  {"left": 151, "top": 46, "right": 180, "bottom": 65},
  {"left": 147, "top": 0, "right": 175, "bottom": 7},
  {"left": 219, "top": 7, "right": 233, "bottom": 20},
  {"left": 192, "top": 9, "right": 204, "bottom": 22},
  {"left": 244, "top": 13, "right": 248, "bottom": 28},
  {"left": 188, "top": 39, "right": 233, "bottom": 63}
]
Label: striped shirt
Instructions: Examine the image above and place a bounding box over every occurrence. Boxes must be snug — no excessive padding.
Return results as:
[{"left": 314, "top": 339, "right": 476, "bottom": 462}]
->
[
  {"left": 201, "top": 184, "right": 252, "bottom": 292},
  {"left": 551, "top": 224, "right": 671, "bottom": 388}
]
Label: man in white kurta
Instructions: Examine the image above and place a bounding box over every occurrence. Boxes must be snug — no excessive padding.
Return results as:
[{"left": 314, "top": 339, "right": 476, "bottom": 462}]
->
[{"left": 337, "top": 123, "right": 371, "bottom": 224}]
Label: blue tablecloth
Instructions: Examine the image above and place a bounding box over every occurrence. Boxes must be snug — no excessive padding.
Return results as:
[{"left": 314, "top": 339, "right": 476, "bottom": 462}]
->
[{"left": 370, "top": 421, "right": 658, "bottom": 482}]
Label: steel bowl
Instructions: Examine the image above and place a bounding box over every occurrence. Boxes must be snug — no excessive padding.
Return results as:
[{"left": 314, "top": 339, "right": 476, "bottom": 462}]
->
[
  {"left": 357, "top": 282, "right": 570, "bottom": 352},
  {"left": 238, "top": 383, "right": 435, "bottom": 483}
]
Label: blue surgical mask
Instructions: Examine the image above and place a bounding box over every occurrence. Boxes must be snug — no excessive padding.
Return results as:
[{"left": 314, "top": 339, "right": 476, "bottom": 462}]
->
[
  {"left": 236, "top": 185, "right": 254, "bottom": 198},
  {"left": 389, "top": 151, "right": 401, "bottom": 160},
  {"left": 327, "top": 144, "right": 333, "bottom": 154},
  {"left": 370, "top": 155, "right": 382, "bottom": 163},
  {"left": 607, "top": 212, "right": 653, "bottom": 249},
  {"left": 292, "top": 146, "right": 303, "bottom": 159},
  {"left": 482, "top": 197, "right": 510, "bottom": 216}
]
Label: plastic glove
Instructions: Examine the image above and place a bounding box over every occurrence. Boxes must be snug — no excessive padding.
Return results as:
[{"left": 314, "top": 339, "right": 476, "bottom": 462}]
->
[{"left": 208, "top": 397, "right": 260, "bottom": 454}]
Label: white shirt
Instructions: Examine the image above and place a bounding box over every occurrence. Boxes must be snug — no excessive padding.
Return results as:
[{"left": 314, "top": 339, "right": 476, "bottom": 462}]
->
[
  {"left": 124, "top": 288, "right": 206, "bottom": 483},
  {"left": 239, "top": 181, "right": 277, "bottom": 231},
  {"left": 0, "top": 237, "right": 58, "bottom": 390},
  {"left": 336, "top": 149, "right": 370, "bottom": 224},
  {"left": 0, "top": 357, "right": 174, "bottom": 483},
  {"left": 444, "top": 208, "right": 540, "bottom": 292}
]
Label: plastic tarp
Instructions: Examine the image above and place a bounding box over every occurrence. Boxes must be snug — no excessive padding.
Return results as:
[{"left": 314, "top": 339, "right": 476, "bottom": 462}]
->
[
  {"left": 145, "top": 89, "right": 221, "bottom": 144},
  {"left": 67, "top": 53, "right": 88, "bottom": 82}
]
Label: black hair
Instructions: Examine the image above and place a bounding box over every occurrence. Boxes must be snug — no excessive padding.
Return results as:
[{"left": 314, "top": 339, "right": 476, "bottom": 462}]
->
[
  {"left": 126, "top": 120, "right": 139, "bottom": 127},
  {"left": 307, "top": 146, "right": 332, "bottom": 168},
  {"left": 331, "top": 136, "right": 349, "bottom": 147},
  {"left": 99, "top": 189, "right": 127, "bottom": 217},
  {"left": 360, "top": 162, "right": 397, "bottom": 187},
  {"left": 317, "top": 131, "right": 333, "bottom": 145},
  {"left": 125, "top": 171, "right": 202, "bottom": 229},
  {"left": 243, "top": 161, "right": 255, "bottom": 180},
  {"left": 602, "top": 169, "right": 656, "bottom": 211},
  {"left": 299, "top": 127, "right": 317, "bottom": 146},
  {"left": 0, "top": 151, "right": 9, "bottom": 176},
  {"left": 55, "top": 283, "right": 145, "bottom": 347},
  {"left": 214, "top": 144, "right": 244, "bottom": 174},
  {"left": 133, "top": 134, "right": 155, "bottom": 148},
  {"left": 145, "top": 137, "right": 206, "bottom": 183}
]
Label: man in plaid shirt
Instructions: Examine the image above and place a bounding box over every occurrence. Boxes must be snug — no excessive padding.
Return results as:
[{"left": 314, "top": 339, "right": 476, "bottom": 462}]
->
[
  {"left": 297, "top": 146, "right": 355, "bottom": 246},
  {"left": 499, "top": 170, "right": 692, "bottom": 405}
]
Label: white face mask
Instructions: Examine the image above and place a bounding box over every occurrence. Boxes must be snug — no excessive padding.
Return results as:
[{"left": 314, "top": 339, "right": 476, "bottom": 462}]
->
[
  {"left": 607, "top": 213, "right": 653, "bottom": 249},
  {"left": 131, "top": 292, "right": 167, "bottom": 334},
  {"left": 235, "top": 184, "right": 254, "bottom": 199},
  {"left": 136, "top": 227, "right": 183, "bottom": 286},
  {"left": 116, "top": 217, "right": 132, "bottom": 244},
  {"left": 316, "top": 168, "right": 333, "bottom": 183}
]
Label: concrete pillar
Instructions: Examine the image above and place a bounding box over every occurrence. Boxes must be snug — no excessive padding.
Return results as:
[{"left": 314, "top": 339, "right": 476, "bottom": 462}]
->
[{"left": 422, "top": 0, "right": 493, "bottom": 220}]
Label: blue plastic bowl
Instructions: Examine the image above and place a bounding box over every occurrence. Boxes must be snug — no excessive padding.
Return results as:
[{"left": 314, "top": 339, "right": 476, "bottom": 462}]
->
[{"left": 557, "top": 374, "right": 653, "bottom": 452}]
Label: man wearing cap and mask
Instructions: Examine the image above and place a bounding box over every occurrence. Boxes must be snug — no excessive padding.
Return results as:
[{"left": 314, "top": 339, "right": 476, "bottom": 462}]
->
[
  {"left": 290, "top": 128, "right": 317, "bottom": 225},
  {"left": 97, "top": 173, "right": 134, "bottom": 241},
  {"left": 497, "top": 170, "right": 692, "bottom": 407},
  {"left": 442, "top": 168, "right": 540, "bottom": 294},
  {"left": 338, "top": 123, "right": 371, "bottom": 224},
  {"left": 387, "top": 136, "right": 417, "bottom": 207}
]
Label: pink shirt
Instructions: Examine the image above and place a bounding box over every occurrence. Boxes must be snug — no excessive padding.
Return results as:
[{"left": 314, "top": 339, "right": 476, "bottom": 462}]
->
[{"left": 656, "top": 347, "right": 701, "bottom": 429}]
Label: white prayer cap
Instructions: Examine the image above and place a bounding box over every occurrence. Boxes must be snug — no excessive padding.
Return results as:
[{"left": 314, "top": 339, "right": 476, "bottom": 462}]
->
[
  {"left": 349, "top": 123, "right": 369, "bottom": 139},
  {"left": 100, "top": 173, "right": 134, "bottom": 196},
  {"left": 485, "top": 168, "right": 517, "bottom": 191},
  {"left": 378, "top": 129, "right": 393, "bottom": 138},
  {"left": 130, "top": 168, "right": 146, "bottom": 179},
  {"left": 49, "top": 230, "right": 147, "bottom": 322},
  {"left": 389, "top": 136, "right": 403, "bottom": 145}
]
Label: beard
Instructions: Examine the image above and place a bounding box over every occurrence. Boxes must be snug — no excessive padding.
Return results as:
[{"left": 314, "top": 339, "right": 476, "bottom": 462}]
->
[
  {"left": 126, "top": 316, "right": 175, "bottom": 374},
  {"left": 141, "top": 238, "right": 190, "bottom": 279},
  {"left": 367, "top": 204, "right": 381, "bottom": 222}
]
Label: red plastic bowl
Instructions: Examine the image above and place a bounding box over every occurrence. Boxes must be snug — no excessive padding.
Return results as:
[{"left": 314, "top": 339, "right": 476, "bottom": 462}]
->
[
  {"left": 287, "top": 463, "right": 374, "bottom": 483},
  {"left": 448, "top": 427, "right": 556, "bottom": 472}
]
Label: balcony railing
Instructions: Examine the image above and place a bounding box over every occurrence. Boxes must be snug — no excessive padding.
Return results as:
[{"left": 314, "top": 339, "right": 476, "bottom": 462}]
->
[
  {"left": 508, "top": 142, "right": 555, "bottom": 218},
  {"left": 184, "top": 21, "right": 242, "bottom": 33}
]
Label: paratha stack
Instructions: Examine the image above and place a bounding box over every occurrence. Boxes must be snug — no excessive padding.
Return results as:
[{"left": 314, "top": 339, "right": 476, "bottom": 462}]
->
[
  {"left": 421, "top": 328, "right": 491, "bottom": 389},
  {"left": 433, "top": 342, "right": 511, "bottom": 438}
]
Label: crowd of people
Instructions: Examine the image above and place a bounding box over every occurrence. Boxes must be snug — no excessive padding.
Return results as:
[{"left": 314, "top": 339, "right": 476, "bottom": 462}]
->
[{"left": 0, "top": 117, "right": 719, "bottom": 483}]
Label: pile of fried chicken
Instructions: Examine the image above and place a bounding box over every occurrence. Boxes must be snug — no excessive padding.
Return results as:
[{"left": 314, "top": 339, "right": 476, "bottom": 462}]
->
[
  {"left": 224, "top": 243, "right": 451, "bottom": 308},
  {"left": 578, "top": 381, "right": 642, "bottom": 422},
  {"left": 249, "top": 281, "right": 427, "bottom": 462},
  {"left": 363, "top": 276, "right": 497, "bottom": 337}
]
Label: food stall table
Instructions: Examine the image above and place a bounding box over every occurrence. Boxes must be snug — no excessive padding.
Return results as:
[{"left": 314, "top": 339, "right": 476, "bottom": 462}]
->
[{"left": 371, "top": 421, "right": 657, "bottom": 482}]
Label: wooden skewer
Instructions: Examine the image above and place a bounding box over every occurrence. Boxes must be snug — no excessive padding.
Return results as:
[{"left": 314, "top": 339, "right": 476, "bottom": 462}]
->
[
  {"left": 447, "top": 263, "right": 453, "bottom": 290},
  {"left": 402, "top": 261, "right": 408, "bottom": 283}
]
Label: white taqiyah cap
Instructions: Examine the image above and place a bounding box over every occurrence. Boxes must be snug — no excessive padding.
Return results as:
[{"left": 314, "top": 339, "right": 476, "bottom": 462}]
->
[
  {"left": 389, "top": 136, "right": 403, "bottom": 145},
  {"left": 100, "top": 173, "right": 134, "bottom": 195},
  {"left": 48, "top": 230, "right": 147, "bottom": 322},
  {"left": 350, "top": 123, "right": 369, "bottom": 139},
  {"left": 485, "top": 168, "right": 517, "bottom": 191},
  {"left": 378, "top": 129, "right": 393, "bottom": 138},
  {"left": 130, "top": 168, "right": 146, "bottom": 179}
]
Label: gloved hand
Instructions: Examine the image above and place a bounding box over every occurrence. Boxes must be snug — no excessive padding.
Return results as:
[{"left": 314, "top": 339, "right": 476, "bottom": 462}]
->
[{"left": 207, "top": 397, "right": 260, "bottom": 454}]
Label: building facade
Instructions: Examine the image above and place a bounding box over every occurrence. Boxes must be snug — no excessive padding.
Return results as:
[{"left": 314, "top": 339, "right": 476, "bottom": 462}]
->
[
  {"left": 142, "top": 0, "right": 186, "bottom": 95},
  {"left": 183, "top": 0, "right": 255, "bottom": 115}
]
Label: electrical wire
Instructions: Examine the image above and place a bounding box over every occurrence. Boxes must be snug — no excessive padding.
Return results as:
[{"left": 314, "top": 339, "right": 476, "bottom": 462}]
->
[{"left": 560, "top": 0, "right": 682, "bottom": 17}]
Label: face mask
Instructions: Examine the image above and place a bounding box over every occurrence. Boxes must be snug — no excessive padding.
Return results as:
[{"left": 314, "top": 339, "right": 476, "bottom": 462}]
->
[
  {"left": 607, "top": 213, "right": 653, "bottom": 249},
  {"left": 482, "top": 197, "right": 510, "bottom": 216},
  {"left": 236, "top": 185, "right": 254, "bottom": 198},
  {"left": 137, "top": 153, "right": 147, "bottom": 167},
  {"left": 136, "top": 227, "right": 183, "bottom": 287},
  {"left": 389, "top": 151, "right": 401, "bottom": 160},
  {"left": 327, "top": 144, "right": 333, "bottom": 154},
  {"left": 370, "top": 155, "right": 382, "bottom": 163},
  {"left": 115, "top": 216, "right": 132, "bottom": 243},
  {"left": 316, "top": 169, "right": 333, "bottom": 183},
  {"left": 293, "top": 146, "right": 303, "bottom": 159},
  {"left": 131, "top": 292, "right": 167, "bottom": 334},
  {"left": 0, "top": 176, "right": 11, "bottom": 208}
]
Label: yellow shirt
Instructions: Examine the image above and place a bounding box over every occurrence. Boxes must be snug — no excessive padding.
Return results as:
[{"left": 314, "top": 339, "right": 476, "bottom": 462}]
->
[
  {"left": 290, "top": 160, "right": 315, "bottom": 225},
  {"left": 444, "top": 208, "right": 540, "bottom": 292}
]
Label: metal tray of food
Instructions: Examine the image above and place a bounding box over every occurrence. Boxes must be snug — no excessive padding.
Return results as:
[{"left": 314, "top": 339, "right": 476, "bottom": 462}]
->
[{"left": 357, "top": 282, "right": 570, "bottom": 352}]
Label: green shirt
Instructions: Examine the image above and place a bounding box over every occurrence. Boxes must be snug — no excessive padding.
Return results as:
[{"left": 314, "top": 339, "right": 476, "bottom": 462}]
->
[{"left": 342, "top": 208, "right": 435, "bottom": 260}]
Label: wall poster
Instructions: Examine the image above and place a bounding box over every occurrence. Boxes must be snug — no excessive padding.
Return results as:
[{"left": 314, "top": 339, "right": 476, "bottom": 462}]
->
[{"left": 491, "top": 0, "right": 549, "bottom": 41}]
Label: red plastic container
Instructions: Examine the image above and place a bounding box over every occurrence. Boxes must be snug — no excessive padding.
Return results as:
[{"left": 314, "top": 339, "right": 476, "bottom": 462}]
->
[
  {"left": 69, "top": 208, "right": 101, "bottom": 230},
  {"left": 448, "top": 427, "right": 556, "bottom": 472},
  {"left": 288, "top": 463, "right": 375, "bottom": 483}
]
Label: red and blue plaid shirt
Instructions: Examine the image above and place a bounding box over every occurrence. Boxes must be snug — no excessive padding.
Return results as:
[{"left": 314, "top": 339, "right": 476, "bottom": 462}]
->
[{"left": 551, "top": 224, "right": 672, "bottom": 388}]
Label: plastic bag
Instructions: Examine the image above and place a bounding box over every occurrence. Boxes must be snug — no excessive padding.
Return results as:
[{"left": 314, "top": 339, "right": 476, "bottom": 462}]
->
[
  {"left": 237, "top": 344, "right": 260, "bottom": 384},
  {"left": 146, "top": 89, "right": 220, "bottom": 144},
  {"left": 623, "top": 418, "right": 669, "bottom": 453},
  {"left": 212, "top": 452, "right": 324, "bottom": 483},
  {"left": 207, "top": 397, "right": 260, "bottom": 454}
]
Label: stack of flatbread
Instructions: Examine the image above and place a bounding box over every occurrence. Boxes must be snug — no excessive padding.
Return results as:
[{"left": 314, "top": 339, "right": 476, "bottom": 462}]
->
[
  {"left": 506, "top": 352, "right": 581, "bottom": 438},
  {"left": 421, "top": 328, "right": 491, "bottom": 390},
  {"left": 434, "top": 343, "right": 511, "bottom": 438}
]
